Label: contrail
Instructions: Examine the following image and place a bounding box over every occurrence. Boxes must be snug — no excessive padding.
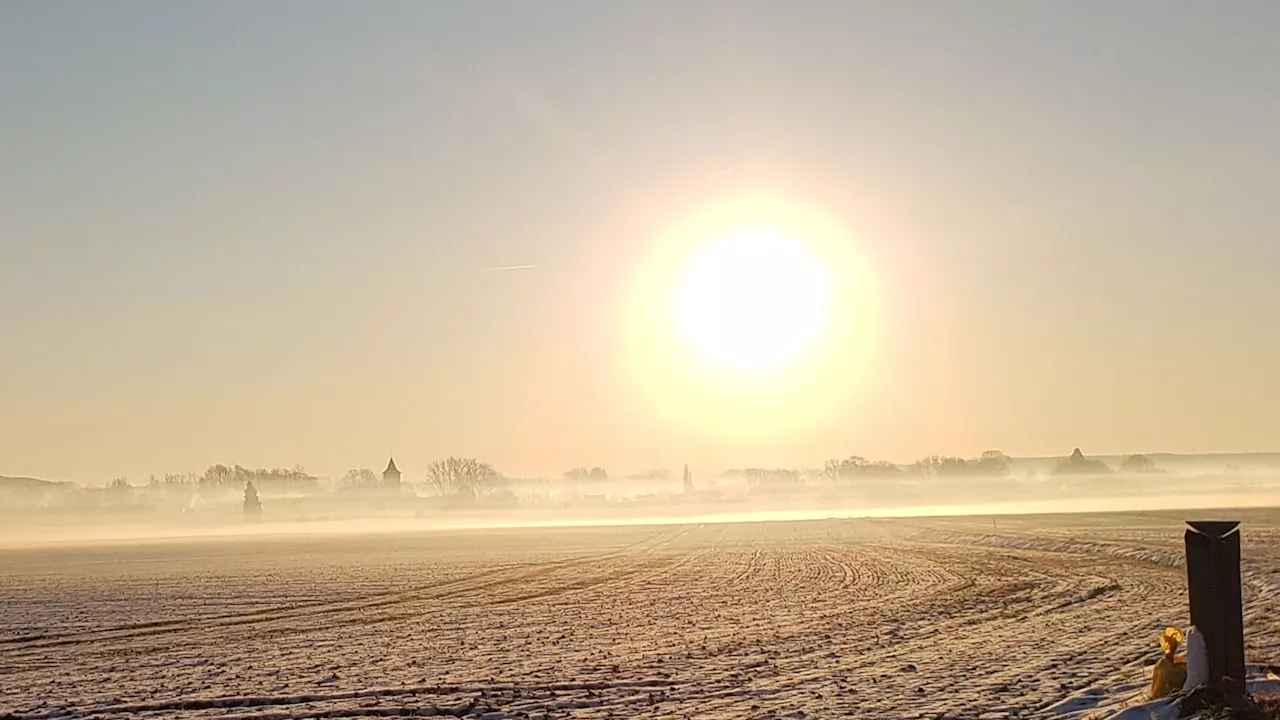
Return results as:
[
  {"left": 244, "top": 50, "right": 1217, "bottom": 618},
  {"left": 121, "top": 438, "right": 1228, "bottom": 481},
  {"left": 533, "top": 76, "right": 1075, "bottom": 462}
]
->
[{"left": 483, "top": 264, "right": 538, "bottom": 272}]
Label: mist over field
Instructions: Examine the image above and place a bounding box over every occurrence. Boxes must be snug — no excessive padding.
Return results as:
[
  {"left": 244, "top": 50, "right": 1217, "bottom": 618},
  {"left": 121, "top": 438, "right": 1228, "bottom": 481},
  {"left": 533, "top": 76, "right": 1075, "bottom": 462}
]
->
[{"left": 6, "top": 450, "right": 1280, "bottom": 547}]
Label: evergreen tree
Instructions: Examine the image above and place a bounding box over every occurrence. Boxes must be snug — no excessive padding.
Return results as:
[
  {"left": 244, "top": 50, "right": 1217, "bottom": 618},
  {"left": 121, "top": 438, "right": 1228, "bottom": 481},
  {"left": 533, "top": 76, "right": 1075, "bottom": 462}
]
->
[{"left": 243, "top": 480, "right": 263, "bottom": 521}]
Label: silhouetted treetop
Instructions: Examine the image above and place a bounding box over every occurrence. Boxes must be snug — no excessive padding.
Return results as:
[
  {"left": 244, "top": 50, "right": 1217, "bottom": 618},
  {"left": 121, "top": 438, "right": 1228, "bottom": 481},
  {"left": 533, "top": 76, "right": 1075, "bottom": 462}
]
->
[
  {"left": 909, "top": 450, "right": 1011, "bottom": 477},
  {"left": 1120, "top": 454, "right": 1158, "bottom": 473},
  {"left": 975, "top": 450, "right": 1012, "bottom": 476},
  {"left": 200, "top": 464, "right": 316, "bottom": 492},
  {"left": 564, "top": 467, "right": 609, "bottom": 483},
  {"left": 341, "top": 468, "right": 381, "bottom": 487},
  {"left": 823, "top": 456, "right": 902, "bottom": 481},
  {"left": 425, "top": 457, "right": 503, "bottom": 498}
]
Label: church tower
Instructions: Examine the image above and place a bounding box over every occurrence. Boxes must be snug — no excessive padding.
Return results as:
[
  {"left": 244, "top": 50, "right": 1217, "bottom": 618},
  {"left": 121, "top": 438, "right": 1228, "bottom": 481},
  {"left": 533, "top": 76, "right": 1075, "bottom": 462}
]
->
[{"left": 383, "top": 457, "right": 402, "bottom": 490}]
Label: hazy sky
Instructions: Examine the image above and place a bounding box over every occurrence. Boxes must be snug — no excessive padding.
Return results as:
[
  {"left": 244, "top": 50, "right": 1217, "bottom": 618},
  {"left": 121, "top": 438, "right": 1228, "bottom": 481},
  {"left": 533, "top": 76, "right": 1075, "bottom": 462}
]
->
[{"left": 3, "top": 2, "right": 1279, "bottom": 483}]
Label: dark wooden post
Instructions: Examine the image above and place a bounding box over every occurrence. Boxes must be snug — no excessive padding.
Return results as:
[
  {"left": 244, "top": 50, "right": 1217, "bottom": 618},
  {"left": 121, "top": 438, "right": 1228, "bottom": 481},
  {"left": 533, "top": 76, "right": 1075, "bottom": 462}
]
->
[{"left": 1184, "top": 521, "right": 1246, "bottom": 704}]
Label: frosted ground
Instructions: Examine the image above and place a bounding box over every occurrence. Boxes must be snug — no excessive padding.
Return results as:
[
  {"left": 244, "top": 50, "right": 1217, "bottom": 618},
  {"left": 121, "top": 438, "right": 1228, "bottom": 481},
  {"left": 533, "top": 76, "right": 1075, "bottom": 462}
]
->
[{"left": 5, "top": 511, "right": 1280, "bottom": 719}]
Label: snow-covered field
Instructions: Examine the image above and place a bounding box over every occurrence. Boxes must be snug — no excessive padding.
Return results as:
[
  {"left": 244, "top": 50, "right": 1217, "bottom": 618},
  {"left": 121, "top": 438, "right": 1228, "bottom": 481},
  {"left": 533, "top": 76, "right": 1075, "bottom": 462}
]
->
[{"left": 5, "top": 510, "right": 1280, "bottom": 719}]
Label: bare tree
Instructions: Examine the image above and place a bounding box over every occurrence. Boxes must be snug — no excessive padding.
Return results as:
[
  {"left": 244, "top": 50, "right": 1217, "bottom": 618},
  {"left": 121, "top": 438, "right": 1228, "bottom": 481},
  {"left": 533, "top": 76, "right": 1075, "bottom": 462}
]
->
[
  {"left": 341, "top": 468, "right": 381, "bottom": 487},
  {"left": 197, "top": 463, "right": 317, "bottom": 492},
  {"left": 1121, "top": 454, "right": 1158, "bottom": 473},
  {"left": 911, "top": 455, "right": 968, "bottom": 478},
  {"left": 741, "top": 468, "right": 803, "bottom": 492},
  {"left": 201, "top": 464, "right": 234, "bottom": 489},
  {"left": 823, "top": 456, "right": 901, "bottom": 481},
  {"left": 910, "top": 450, "right": 1011, "bottom": 478},
  {"left": 974, "top": 450, "right": 1012, "bottom": 476},
  {"left": 424, "top": 457, "right": 503, "bottom": 497},
  {"left": 564, "top": 467, "right": 608, "bottom": 483}
]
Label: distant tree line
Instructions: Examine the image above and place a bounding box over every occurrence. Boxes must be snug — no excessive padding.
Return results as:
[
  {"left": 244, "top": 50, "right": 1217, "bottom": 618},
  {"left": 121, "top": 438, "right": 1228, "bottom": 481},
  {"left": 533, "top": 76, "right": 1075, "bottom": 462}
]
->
[
  {"left": 911, "top": 450, "right": 1012, "bottom": 478},
  {"left": 823, "top": 456, "right": 904, "bottom": 481},
  {"left": 112, "top": 448, "right": 1159, "bottom": 503},
  {"left": 144, "top": 465, "right": 318, "bottom": 492},
  {"left": 734, "top": 468, "right": 804, "bottom": 494},
  {"left": 564, "top": 467, "right": 609, "bottom": 484},
  {"left": 147, "top": 472, "right": 199, "bottom": 488},
  {"left": 815, "top": 449, "right": 1156, "bottom": 479}
]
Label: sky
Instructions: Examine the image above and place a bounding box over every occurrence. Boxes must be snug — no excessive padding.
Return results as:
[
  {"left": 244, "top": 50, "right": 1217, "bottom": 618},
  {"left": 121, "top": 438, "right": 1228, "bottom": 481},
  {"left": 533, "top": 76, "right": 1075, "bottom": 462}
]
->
[{"left": 2, "top": 2, "right": 1279, "bottom": 484}]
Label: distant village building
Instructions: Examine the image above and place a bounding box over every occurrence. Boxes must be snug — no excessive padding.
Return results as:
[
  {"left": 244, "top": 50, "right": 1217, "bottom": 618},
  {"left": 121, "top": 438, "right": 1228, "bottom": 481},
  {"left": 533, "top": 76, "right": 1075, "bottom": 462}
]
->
[
  {"left": 383, "top": 457, "right": 402, "bottom": 491},
  {"left": 683, "top": 464, "right": 694, "bottom": 495},
  {"left": 1054, "top": 448, "right": 1112, "bottom": 475}
]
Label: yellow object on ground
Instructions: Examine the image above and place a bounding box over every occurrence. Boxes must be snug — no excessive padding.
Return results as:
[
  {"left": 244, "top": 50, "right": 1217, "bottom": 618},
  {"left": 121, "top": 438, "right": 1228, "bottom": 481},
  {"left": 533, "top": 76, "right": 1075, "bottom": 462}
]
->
[{"left": 1150, "top": 626, "right": 1188, "bottom": 699}]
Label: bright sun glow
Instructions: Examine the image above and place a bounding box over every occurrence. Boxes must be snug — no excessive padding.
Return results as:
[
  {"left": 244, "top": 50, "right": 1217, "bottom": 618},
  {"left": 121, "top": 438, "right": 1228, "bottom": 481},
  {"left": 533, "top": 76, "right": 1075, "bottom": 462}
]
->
[
  {"left": 622, "top": 195, "right": 878, "bottom": 441},
  {"left": 674, "top": 227, "right": 832, "bottom": 373}
]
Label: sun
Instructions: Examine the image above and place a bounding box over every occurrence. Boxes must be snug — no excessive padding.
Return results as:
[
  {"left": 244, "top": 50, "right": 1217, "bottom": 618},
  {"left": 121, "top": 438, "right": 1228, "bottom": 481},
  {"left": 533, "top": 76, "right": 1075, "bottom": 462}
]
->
[
  {"left": 673, "top": 227, "right": 832, "bottom": 373},
  {"left": 620, "top": 195, "right": 880, "bottom": 441}
]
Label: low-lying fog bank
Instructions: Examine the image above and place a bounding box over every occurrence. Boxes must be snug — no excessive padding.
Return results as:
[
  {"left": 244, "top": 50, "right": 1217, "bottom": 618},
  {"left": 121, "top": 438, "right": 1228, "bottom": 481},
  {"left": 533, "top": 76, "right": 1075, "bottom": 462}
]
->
[{"left": 4, "top": 468, "right": 1280, "bottom": 546}]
